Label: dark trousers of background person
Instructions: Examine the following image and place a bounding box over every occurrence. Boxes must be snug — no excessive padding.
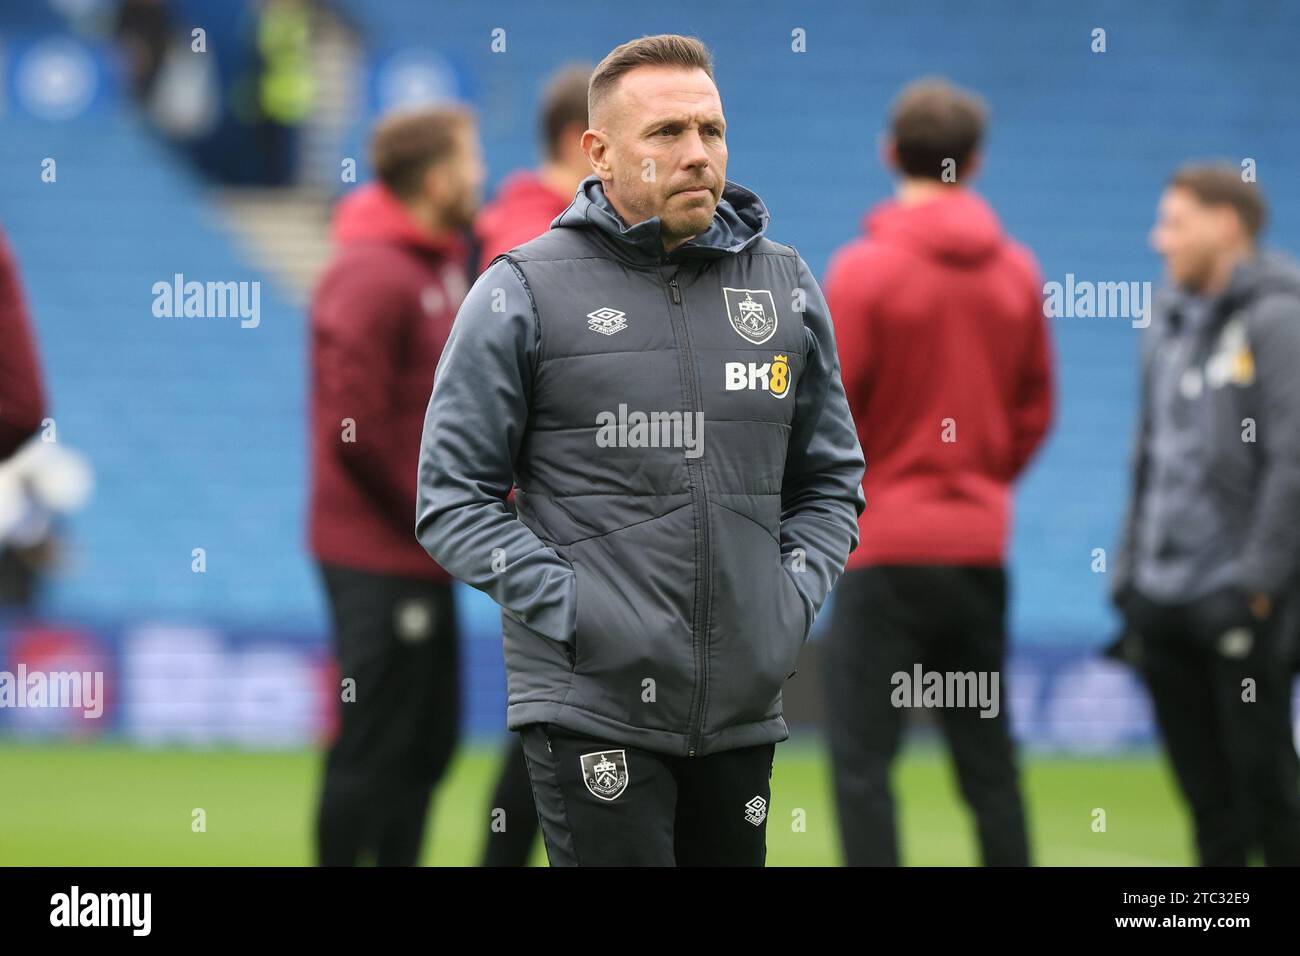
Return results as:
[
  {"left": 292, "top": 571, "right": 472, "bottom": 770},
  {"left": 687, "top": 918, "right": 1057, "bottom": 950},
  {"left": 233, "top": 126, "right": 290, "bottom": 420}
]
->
[
  {"left": 518, "top": 722, "right": 774, "bottom": 866},
  {"left": 315, "top": 563, "right": 459, "bottom": 866},
  {"left": 824, "top": 565, "right": 1030, "bottom": 866},
  {"left": 1130, "top": 589, "right": 1300, "bottom": 866},
  {"left": 480, "top": 737, "right": 540, "bottom": 866}
]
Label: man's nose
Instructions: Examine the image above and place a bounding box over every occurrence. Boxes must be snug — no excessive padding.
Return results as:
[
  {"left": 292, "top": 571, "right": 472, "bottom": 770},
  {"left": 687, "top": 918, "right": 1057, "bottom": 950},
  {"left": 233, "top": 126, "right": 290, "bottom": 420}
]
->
[
  {"left": 678, "top": 129, "right": 710, "bottom": 169},
  {"left": 1149, "top": 226, "right": 1165, "bottom": 254}
]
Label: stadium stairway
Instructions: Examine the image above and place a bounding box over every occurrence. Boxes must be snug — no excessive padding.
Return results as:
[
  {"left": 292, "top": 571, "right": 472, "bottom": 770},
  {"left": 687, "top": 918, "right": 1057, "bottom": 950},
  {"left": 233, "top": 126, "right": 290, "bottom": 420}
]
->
[
  {"left": 216, "top": 188, "right": 332, "bottom": 305},
  {"left": 216, "top": 6, "right": 364, "bottom": 305}
]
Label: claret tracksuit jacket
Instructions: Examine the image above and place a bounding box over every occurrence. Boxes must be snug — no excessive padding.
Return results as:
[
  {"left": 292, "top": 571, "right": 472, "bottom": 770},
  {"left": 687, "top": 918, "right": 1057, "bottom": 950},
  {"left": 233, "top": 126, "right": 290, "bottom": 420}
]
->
[
  {"left": 309, "top": 182, "right": 466, "bottom": 582},
  {"left": 416, "top": 175, "right": 865, "bottom": 757}
]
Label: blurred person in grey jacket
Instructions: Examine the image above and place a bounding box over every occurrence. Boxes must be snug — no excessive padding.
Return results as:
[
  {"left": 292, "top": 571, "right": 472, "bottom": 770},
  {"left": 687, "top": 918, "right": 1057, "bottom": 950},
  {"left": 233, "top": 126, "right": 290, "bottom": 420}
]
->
[{"left": 1111, "top": 163, "right": 1300, "bottom": 866}]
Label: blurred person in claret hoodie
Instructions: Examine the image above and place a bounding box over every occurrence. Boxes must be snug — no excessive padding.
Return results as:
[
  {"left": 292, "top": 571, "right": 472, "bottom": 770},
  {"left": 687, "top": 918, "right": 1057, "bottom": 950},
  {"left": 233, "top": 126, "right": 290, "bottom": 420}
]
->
[
  {"left": 307, "top": 106, "right": 484, "bottom": 866},
  {"left": 822, "top": 78, "right": 1054, "bottom": 867},
  {"left": 473, "top": 65, "right": 592, "bottom": 273},
  {"left": 0, "top": 225, "right": 47, "bottom": 463}
]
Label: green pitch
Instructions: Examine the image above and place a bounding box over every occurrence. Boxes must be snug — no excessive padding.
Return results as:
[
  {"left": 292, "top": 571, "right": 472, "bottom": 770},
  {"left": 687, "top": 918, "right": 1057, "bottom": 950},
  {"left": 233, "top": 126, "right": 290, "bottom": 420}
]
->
[{"left": 0, "top": 739, "right": 1193, "bottom": 866}]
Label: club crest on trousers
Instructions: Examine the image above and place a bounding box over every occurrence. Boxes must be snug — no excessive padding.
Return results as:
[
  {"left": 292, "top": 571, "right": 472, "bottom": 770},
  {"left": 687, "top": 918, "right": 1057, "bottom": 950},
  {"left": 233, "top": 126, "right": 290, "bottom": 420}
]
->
[{"left": 580, "top": 749, "right": 629, "bottom": 800}]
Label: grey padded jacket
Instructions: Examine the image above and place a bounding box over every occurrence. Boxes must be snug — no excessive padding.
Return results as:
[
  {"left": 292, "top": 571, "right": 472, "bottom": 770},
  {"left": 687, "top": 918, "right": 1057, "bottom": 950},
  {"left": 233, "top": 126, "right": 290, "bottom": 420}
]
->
[
  {"left": 1113, "top": 251, "right": 1300, "bottom": 603},
  {"left": 416, "top": 176, "right": 865, "bottom": 756}
]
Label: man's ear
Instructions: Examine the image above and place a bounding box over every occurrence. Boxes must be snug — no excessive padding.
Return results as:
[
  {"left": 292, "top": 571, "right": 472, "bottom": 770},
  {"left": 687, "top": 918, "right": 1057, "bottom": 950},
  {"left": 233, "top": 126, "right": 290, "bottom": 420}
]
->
[
  {"left": 878, "top": 133, "right": 898, "bottom": 174},
  {"left": 420, "top": 162, "right": 446, "bottom": 206},
  {"left": 561, "top": 120, "right": 589, "bottom": 167},
  {"left": 1217, "top": 205, "right": 1249, "bottom": 246},
  {"left": 583, "top": 128, "right": 613, "bottom": 182}
]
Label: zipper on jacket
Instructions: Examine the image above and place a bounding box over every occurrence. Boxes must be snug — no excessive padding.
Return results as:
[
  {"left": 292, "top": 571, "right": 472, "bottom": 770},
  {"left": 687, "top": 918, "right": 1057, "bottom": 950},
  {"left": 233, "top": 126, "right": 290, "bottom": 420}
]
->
[{"left": 665, "top": 270, "right": 712, "bottom": 756}]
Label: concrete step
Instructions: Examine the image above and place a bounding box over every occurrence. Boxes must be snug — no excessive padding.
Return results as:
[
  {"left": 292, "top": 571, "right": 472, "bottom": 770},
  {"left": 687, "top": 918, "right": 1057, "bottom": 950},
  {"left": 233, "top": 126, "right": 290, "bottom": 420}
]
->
[{"left": 215, "top": 187, "right": 332, "bottom": 304}]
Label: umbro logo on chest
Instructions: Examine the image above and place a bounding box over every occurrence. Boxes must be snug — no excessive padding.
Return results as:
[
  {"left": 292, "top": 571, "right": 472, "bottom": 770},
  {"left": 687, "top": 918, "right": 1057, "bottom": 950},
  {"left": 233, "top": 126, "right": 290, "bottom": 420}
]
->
[
  {"left": 587, "top": 307, "right": 628, "bottom": 335},
  {"left": 583, "top": 286, "right": 781, "bottom": 344}
]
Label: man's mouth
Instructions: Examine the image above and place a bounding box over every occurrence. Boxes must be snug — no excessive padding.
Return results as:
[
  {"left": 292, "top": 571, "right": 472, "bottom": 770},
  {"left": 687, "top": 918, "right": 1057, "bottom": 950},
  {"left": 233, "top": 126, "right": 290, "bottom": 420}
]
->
[{"left": 675, "top": 186, "right": 713, "bottom": 197}]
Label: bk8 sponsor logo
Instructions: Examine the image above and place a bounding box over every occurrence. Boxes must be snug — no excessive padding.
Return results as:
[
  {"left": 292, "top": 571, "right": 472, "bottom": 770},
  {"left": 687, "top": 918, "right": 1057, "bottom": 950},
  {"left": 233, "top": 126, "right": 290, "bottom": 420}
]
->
[{"left": 724, "top": 354, "right": 790, "bottom": 398}]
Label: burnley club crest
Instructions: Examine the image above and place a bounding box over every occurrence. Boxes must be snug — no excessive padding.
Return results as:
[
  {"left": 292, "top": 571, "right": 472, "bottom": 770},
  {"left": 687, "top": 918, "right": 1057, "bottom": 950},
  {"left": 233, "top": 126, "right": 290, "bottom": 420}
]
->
[
  {"left": 723, "top": 287, "right": 779, "bottom": 344},
  {"left": 580, "top": 749, "right": 629, "bottom": 801}
]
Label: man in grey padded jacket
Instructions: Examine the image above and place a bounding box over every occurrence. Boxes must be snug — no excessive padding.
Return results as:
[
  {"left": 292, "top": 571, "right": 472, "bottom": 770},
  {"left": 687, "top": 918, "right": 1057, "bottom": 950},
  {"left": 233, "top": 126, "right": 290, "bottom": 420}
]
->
[
  {"left": 415, "top": 34, "right": 865, "bottom": 866},
  {"left": 1110, "top": 164, "right": 1300, "bottom": 865}
]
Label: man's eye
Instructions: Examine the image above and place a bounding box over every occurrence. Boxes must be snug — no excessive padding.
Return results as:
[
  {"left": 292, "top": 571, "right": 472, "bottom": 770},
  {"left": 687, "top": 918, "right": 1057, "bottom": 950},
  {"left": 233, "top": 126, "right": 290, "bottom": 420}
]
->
[
  {"left": 657, "top": 127, "right": 676, "bottom": 136},
  {"left": 704, "top": 126, "right": 722, "bottom": 137}
]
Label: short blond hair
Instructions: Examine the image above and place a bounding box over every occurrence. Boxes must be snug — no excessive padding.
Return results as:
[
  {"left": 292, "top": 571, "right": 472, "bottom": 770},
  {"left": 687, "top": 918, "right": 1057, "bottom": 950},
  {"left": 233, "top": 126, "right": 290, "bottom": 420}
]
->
[{"left": 588, "top": 34, "right": 714, "bottom": 124}]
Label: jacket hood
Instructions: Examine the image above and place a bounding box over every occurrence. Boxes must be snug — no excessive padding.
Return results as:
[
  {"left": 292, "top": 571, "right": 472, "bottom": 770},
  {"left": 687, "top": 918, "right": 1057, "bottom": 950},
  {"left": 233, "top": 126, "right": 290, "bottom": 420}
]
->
[
  {"left": 331, "top": 182, "right": 464, "bottom": 258},
  {"left": 1225, "top": 250, "right": 1300, "bottom": 304},
  {"left": 1159, "top": 250, "right": 1300, "bottom": 334},
  {"left": 553, "top": 175, "right": 771, "bottom": 263},
  {"left": 864, "top": 189, "right": 1004, "bottom": 266},
  {"left": 475, "top": 170, "right": 569, "bottom": 241}
]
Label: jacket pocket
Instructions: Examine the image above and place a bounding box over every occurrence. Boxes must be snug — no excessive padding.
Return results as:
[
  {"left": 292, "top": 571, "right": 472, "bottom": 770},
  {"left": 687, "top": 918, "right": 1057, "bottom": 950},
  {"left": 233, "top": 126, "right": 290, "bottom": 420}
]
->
[
  {"left": 564, "top": 510, "right": 696, "bottom": 732},
  {"left": 776, "top": 560, "right": 810, "bottom": 678},
  {"left": 501, "top": 613, "right": 577, "bottom": 703},
  {"left": 781, "top": 563, "right": 814, "bottom": 649},
  {"left": 705, "top": 503, "right": 807, "bottom": 726},
  {"left": 560, "top": 558, "right": 578, "bottom": 671}
]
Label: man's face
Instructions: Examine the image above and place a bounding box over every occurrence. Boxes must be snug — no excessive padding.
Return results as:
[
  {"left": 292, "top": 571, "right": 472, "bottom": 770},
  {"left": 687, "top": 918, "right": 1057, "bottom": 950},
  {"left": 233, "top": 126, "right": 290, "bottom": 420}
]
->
[
  {"left": 585, "top": 66, "right": 727, "bottom": 249},
  {"left": 1150, "top": 186, "right": 1237, "bottom": 291},
  {"left": 427, "top": 121, "right": 486, "bottom": 231}
]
